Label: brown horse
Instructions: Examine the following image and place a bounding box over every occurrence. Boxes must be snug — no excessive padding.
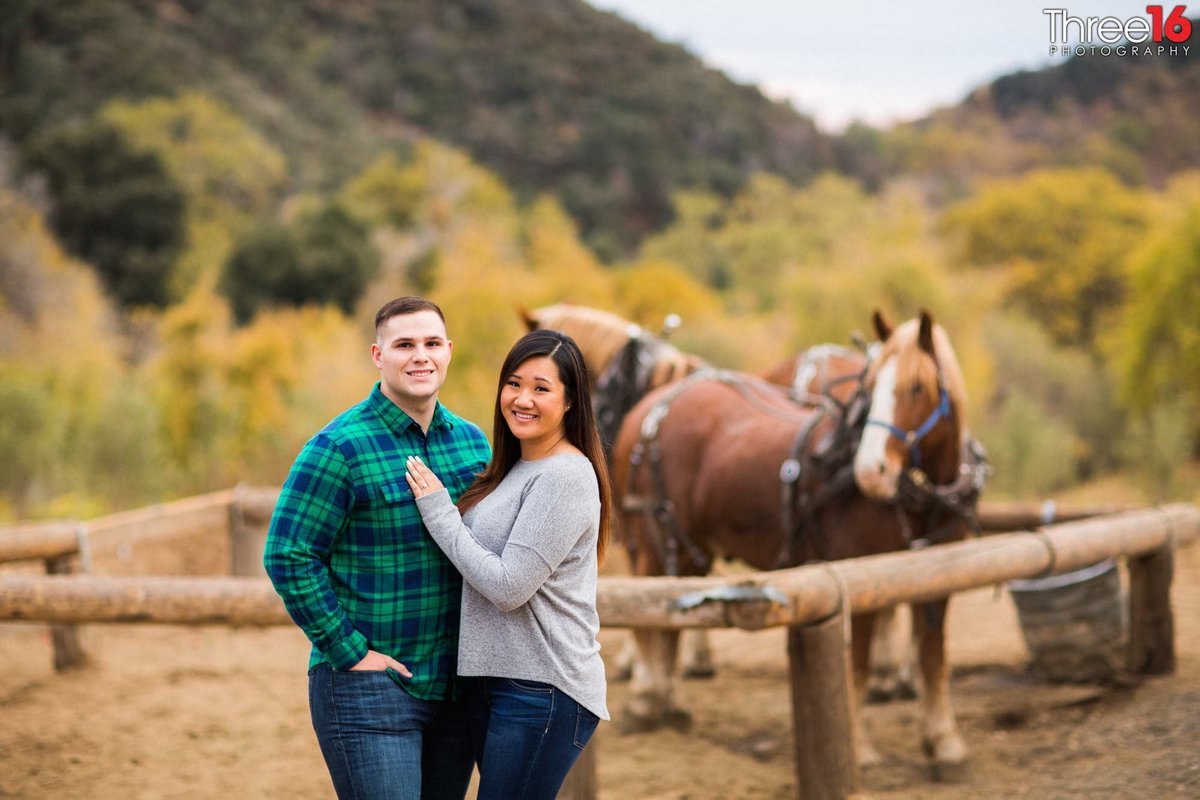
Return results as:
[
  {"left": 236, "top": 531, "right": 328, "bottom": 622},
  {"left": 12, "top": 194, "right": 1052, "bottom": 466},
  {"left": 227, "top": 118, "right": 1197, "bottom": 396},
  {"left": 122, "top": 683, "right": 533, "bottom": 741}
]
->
[
  {"left": 523, "top": 303, "right": 867, "bottom": 454},
  {"left": 522, "top": 303, "right": 920, "bottom": 694},
  {"left": 611, "top": 309, "right": 975, "bottom": 769},
  {"left": 764, "top": 340, "right": 920, "bottom": 701}
]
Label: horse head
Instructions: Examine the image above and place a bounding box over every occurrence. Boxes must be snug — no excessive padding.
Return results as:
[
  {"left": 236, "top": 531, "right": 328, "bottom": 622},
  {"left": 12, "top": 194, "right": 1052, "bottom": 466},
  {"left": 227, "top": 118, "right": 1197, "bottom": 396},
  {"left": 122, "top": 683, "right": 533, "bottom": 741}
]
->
[{"left": 853, "top": 309, "right": 967, "bottom": 500}]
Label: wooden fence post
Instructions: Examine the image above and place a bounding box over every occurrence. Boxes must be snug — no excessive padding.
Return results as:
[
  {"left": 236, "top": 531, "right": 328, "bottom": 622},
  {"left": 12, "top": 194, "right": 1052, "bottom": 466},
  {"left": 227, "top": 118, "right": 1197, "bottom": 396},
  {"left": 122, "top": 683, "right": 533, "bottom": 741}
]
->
[
  {"left": 45, "top": 540, "right": 88, "bottom": 670},
  {"left": 1126, "top": 544, "right": 1174, "bottom": 675},
  {"left": 229, "top": 484, "right": 267, "bottom": 578},
  {"left": 787, "top": 607, "right": 858, "bottom": 800}
]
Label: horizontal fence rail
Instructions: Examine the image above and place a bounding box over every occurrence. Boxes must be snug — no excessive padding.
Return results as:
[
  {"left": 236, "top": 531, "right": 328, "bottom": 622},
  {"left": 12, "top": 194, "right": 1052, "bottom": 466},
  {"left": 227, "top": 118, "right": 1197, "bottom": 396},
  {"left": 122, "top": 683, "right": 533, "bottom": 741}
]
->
[
  {"left": 1, "top": 504, "right": 1194, "bottom": 628},
  {"left": 84, "top": 489, "right": 235, "bottom": 553},
  {"left": 224, "top": 486, "right": 1147, "bottom": 535},
  {"left": 2, "top": 489, "right": 1141, "bottom": 568},
  {"left": 0, "top": 521, "right": 83, "bottom": 564},
  {"left": 1, "top": 495, "right": 1194, "bottom": 800},
  {"left": 0, "top": 575, "right": 288, "bottom": 626},
  {"left": 975, "top": 501, "right": 1143, "bottom": 532}
]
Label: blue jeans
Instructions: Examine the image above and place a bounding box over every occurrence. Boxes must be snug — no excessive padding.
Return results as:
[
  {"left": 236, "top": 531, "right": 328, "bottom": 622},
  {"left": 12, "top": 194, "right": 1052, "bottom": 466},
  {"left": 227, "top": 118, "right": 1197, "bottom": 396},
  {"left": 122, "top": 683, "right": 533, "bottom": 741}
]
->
[
  {"left": 308, "top": 664, "right": 473, "bottom": 800},
  {"left": 467, "top": 677, "right": 600, "bottom": 800}
]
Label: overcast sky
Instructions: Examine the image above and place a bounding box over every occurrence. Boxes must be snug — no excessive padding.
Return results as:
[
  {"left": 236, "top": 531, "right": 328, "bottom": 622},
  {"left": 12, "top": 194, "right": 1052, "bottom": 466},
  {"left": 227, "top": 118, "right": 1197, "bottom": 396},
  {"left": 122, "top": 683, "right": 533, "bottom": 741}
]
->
[{"left": 586, "top": 1, "right": 1167, "bottom": 131}]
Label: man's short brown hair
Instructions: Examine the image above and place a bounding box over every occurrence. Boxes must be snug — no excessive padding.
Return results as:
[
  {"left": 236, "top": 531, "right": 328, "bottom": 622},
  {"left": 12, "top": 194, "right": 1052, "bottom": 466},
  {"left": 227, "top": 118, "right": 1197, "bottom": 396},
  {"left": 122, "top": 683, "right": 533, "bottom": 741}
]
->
[{"left": 375, "top": 296, "right": 446, "bottom": 334}]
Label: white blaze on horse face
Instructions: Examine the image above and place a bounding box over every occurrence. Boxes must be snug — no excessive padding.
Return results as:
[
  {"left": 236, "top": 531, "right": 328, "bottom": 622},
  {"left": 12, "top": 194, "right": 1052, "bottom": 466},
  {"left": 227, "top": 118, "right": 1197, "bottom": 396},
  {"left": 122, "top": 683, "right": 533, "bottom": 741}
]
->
[{"left": 855, "top": 357, "right": 901, "bottom": 500}]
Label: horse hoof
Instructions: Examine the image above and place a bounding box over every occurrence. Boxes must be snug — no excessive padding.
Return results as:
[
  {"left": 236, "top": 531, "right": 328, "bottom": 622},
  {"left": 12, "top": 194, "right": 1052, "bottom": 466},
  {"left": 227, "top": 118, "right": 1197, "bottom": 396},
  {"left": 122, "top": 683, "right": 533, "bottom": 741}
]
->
[
  {"left": 617, "top": 706, "right": 692, "bottom": 735},
  {"left": 923, "top": 735, "right": 969, "bottom": 781},
  {"left": 662, "top": 707, "right": 694, "bottom": 732},
  {"left": 866, "top": 685, "right": 894, "bottom": 704},
  {"left": 681, "top": 664, "right": 716, "bottom": 680},
  {"left": 856, "top": 746, "right": 884, "bottom": 769},
  {"left": 617, "top": 710, "right": 663, "bottom": 735},
  {"left": 867, "top": 679, "right": 918, "bottom": 704},
  {"left": 928, "top": 758, "right": 969, "bottom": 783}
]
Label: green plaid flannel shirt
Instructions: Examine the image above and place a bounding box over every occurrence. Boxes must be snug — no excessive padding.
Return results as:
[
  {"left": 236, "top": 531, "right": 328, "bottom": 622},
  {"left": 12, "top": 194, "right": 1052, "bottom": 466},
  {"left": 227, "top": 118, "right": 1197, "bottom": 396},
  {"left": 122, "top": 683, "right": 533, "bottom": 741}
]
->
[{"left": 264, "top": 383, "right": 491, "bottom": 700}]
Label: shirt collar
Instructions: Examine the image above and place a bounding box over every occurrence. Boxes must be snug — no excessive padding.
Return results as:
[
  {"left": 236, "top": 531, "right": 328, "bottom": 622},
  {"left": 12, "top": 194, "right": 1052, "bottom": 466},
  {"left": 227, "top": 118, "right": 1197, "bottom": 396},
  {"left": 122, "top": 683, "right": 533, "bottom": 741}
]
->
[{"left": 369, "top": 382, "right": 454, "bottom": 435}]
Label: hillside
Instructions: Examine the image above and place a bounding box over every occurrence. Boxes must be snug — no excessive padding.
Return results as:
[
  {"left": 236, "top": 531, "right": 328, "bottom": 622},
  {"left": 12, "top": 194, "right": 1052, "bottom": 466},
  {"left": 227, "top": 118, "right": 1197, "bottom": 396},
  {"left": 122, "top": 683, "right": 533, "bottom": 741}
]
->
[
  {"left": 4, "top": 3, "right": 1197, "bottom": 252},
  {"left": 889, "top": 30, "right": 1200, "bottom": 192},
  {"left": 0, "top": 0, "right": 833, "bottom": 256},
  {"left": 1, "top": 3, "right": 1197, "bottom": 522},
  {"left": 986, "top": 43, "right": 1200, "bottom": 180}
]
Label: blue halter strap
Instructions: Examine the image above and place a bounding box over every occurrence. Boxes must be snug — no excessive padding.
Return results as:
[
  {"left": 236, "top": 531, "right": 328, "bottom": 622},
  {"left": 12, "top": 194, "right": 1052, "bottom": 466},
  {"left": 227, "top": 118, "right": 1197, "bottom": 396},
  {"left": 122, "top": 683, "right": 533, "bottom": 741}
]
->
[{"left": 866, "top": 384, "right": 952, "bottom": 468}]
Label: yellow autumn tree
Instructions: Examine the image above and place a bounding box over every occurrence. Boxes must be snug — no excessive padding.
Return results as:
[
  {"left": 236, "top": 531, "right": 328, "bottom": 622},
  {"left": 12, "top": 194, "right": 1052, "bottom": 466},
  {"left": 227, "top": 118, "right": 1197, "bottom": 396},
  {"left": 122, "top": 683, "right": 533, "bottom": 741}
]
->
[
  {"left": 430, "top": 221, "right": 531, "bottom": 429},
  {"left": 0, "top": 190, "right": 162, "bottom": 517},
  {"left": 146, "top": 286, "right": 234, "bottom": 487},
  {"left": 613, "top": 259, "right": 720, "bottom": 330},
  {"left": 639, "top": 189, "right": 730, "bottom": 289},
  {"left": 1109, "top": 172, "right": 1200, "bottom": 442},
  {"left": 102, "top": 92, "right": 288, "bottom": 296},
  {"left": 520, "top": 195, "right": 616, "bottom": 309},
  {"left": 349, "top": 139, "right": 524, "bottom": 317},
  {"left": 223, "top": 306, "right": 374, "bottom": 482},
  {"left": 340, "top": 151, "right": 427, "bottom": 231},
  {"left": 942, "top": 167, "right": 1148, "bottom": 349}
]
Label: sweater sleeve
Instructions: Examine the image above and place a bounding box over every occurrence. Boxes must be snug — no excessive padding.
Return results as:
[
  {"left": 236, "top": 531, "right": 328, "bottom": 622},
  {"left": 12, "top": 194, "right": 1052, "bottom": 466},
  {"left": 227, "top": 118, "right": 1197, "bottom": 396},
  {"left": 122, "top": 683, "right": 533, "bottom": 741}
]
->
[{"left": 415, "top": 464, "right": 596, "bottom": 613}]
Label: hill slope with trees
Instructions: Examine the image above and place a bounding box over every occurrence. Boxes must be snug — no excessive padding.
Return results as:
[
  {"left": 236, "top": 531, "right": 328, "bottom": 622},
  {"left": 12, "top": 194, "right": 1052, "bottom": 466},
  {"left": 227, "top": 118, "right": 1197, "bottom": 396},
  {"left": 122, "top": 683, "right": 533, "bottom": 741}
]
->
[
  {"left": 0, "top": 0, "right": 833, "bottom": 256},
  {"left": 886, "top": 28, "right": 1200, "bottom": 194},
  {"left": 0, "top": 3, "right": 1196, "bottom": 519}
]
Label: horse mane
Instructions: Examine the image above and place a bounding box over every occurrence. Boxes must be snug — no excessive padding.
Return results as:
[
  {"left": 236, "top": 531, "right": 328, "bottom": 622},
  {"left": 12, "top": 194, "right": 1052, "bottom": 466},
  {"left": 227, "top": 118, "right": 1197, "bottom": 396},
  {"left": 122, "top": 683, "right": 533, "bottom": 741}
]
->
[
  {"left": 649, "top": 353, "right": 706, "bottom": 387},
  {"left": 878, "top": 316, "right": 969, "bottom": 430},
  {"left": 526, "top": 303, "right": 704, "bottom": 386}
]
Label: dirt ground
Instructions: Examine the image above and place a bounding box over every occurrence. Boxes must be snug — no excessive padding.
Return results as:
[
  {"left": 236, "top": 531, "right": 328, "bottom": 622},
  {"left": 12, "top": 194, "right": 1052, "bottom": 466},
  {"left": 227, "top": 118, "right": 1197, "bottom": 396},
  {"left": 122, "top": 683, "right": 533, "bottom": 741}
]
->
[{"left": 1, "top": 530, "right": 1199, "bottom": 799}]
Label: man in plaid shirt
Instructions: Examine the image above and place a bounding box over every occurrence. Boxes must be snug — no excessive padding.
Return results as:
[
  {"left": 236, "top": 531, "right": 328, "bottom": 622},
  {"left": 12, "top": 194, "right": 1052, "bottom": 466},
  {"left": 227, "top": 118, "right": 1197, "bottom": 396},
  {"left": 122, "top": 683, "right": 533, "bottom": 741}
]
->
[{"left": 265, "top": 296, "right": 491, "bottom": 800}]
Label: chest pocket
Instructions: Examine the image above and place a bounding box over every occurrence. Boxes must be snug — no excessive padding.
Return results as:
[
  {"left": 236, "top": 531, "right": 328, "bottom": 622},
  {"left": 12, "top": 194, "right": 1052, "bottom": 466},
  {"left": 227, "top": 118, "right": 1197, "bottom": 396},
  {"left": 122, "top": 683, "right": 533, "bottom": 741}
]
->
[
  {"left": 369, "top": 478, "right": 422, "bottom": 544},
  {"left": 378, "top": 478, "right": 412, "bottom": 504}
]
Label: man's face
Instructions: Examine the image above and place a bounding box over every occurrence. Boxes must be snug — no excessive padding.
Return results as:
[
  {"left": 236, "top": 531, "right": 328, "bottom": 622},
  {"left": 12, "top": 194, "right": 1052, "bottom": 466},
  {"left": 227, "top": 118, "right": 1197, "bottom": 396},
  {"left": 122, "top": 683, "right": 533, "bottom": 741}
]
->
[{"left": 371, "top": 310, "right": 452, "bottom": 409}]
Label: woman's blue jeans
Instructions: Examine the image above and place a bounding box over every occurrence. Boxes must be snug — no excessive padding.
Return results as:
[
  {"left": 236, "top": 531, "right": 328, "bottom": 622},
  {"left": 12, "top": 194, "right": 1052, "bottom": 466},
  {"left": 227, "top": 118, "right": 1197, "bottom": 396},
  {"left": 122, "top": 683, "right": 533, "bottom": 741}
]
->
[
  {"left": 467, "top": 676, "right": 600, "bottom": 800},
  {"left": 308, "top": 663, "right": 473, "bottom": 800}
]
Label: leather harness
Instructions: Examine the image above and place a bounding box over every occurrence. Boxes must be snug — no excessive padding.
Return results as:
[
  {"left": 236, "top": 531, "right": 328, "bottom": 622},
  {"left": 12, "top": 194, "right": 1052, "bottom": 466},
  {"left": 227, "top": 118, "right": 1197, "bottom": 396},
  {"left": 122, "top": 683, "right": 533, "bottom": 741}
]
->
[{"left": 614, "top": 345, "right": 990, "bottom": 579}]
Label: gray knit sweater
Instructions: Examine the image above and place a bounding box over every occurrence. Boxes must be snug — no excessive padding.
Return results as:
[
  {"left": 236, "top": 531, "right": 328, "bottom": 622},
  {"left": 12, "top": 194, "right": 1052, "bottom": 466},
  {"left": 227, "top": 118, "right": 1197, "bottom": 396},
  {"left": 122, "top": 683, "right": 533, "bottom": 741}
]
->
[{"left": 415, "top": 453, "right": 609, "bottom": 720}]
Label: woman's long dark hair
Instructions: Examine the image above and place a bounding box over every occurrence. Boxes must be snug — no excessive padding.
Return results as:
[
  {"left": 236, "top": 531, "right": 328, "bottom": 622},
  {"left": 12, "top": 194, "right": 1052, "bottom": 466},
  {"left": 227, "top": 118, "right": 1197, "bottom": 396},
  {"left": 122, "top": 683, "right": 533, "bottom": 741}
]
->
[{"left": 457, "top": 329, "right": 612, "bottom": 562}]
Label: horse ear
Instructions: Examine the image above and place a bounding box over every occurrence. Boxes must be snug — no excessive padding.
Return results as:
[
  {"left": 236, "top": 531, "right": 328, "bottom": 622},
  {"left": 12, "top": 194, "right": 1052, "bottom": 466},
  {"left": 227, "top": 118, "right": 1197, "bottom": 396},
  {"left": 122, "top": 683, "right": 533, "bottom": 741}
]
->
[
  {"left": 872, "top": 310, "right": 893, "bottom": 341},
  {"left": 918, "top": 309, "right": 936, "bottom": 356},
  {"left": 516, "top": 305, "right": 539, "bottom": 332}
]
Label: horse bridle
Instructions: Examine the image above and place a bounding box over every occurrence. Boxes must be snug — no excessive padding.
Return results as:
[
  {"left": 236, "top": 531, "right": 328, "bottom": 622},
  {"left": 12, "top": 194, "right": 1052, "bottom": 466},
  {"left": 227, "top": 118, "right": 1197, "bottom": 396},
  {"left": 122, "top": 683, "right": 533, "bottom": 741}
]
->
[
  {"left": 862, "top": 366, "right": 985, "bottom": 558},
  {"left": 865, "top": 375, "right": 952, "bottom": 469}
]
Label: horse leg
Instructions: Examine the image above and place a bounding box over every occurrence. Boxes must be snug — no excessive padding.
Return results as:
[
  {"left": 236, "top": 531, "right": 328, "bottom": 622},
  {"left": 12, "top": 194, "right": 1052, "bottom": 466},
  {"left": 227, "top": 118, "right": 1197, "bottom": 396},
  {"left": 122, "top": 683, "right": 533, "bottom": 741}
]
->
[
  {"left": 623, "top": 627, "right": 690, "bottom": 732},
  {"left": 679, "top": 629, "right": 716, "bottom": 679},
  {"left": 915, "top": 599, "right": 968, "bottom": 772},
  {"left": 850, "top": 612, "right": 883, "bottom": 767},
  {"left": 611, "top": 633, "right": 637, "bottom": 682},
  {"left": 613, "top": 624, "right": 714, "bottom": 683},
  {"left": 867, "top": 604, "right": 918, "bottom": 703}
]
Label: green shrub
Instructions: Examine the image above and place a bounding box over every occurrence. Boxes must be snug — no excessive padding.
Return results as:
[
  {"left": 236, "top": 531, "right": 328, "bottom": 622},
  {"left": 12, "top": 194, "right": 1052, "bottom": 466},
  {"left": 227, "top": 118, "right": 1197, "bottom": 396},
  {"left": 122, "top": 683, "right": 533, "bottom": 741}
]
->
[
  {"left": 976, "top": 389, "right": 1080, "bottom": 497},
  {"left": 1119, "top": 403, "right": 1195, "bottom": 502},
  {"left": 20, "top": 119, "right": 185, "bottom": 308},
  {"left": 221, "top": 202, "right": 377, "bottom": 323}
]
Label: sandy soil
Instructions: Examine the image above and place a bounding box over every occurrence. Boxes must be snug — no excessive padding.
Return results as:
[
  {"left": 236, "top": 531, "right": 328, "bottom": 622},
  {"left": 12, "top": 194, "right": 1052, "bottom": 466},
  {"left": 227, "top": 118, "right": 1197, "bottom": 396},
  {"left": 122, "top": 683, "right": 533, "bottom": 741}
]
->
[{"left": 1, "top": 531, "right": 1198, "bottom": 799}]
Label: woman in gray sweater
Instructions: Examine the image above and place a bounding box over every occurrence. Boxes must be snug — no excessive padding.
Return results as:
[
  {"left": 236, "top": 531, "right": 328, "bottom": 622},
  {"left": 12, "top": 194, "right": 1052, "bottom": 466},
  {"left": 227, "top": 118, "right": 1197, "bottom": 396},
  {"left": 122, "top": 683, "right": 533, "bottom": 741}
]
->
[{"left": 405, "top": 329, "right": 612, "bottom": 800}]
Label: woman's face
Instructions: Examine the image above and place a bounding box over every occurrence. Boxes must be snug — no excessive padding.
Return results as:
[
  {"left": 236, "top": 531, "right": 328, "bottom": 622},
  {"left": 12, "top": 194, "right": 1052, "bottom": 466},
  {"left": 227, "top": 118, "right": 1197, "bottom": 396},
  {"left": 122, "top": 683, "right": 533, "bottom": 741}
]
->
[{"left": 501, "top": 355, "right": 569, "bottom": 455}]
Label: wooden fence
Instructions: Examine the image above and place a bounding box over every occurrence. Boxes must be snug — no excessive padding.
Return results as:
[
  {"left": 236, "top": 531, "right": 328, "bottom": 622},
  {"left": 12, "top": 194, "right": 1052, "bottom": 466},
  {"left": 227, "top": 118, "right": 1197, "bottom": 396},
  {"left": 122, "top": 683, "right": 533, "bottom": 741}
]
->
[{"left": 1, "top": 491, "right": 1196, "bottom": 799}]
